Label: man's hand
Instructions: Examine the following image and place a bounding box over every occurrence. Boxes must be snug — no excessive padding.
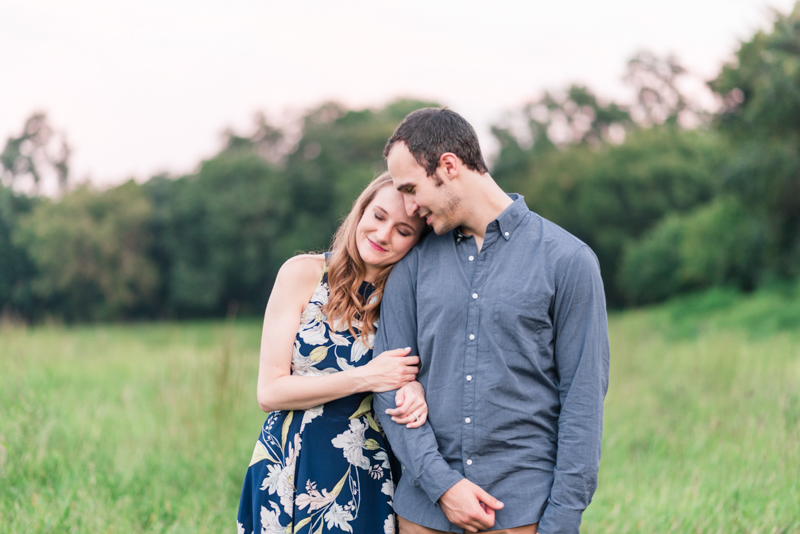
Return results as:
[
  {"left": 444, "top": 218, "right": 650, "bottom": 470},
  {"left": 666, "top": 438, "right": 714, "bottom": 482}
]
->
[{"left": 438, "top": 479, "right": 504, "bottom": 533}]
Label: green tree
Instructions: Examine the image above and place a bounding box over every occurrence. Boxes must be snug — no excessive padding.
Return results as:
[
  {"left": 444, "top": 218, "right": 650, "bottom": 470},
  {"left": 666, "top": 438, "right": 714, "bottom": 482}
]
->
[
  {"left": 0, "top": 185, "right": 38, "bottom": 318},
  {"left": 710, "top": 2, "right": 800, "bottom": 279},
  {"left": 1, "top": 112, "right": 70, "bottom": 195},
  {"left": 619, "top": 196, "right": 766, "bottom": 305},
  {"left": 146, "top": 150, "right": 291, "bottom": 317},
  {"left": 15, "top": 181, "right": 157, "bottom": 321},
  {"left": 493, "top": 125, "right": 726, "bottom": 306}
]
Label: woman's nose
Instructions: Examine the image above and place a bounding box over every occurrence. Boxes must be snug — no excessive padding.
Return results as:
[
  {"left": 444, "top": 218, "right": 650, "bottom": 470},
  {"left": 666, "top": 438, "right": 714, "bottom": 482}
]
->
[{"left": 375, "top": 223, "right": 391, "bottom": 243}]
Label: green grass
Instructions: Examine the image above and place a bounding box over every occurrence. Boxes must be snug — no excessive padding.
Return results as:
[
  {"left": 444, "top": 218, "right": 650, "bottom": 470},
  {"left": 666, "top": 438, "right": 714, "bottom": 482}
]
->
[
  {"left": 1, "top": 288, "right": 799, "bottom": 533},
  {"left": 0, "top": 319, "right": 265, "bottom": 533}
]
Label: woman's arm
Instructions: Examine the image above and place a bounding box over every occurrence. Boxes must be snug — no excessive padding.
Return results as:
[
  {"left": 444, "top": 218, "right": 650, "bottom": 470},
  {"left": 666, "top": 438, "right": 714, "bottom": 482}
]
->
[{"left": 256, "top": 255, "right": 420, "bottom": 412}]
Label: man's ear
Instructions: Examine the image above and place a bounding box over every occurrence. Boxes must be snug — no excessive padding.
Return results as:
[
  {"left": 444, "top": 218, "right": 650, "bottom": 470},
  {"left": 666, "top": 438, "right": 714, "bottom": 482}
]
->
[{"left": 438, "top": 152, "right": 460, "bottom": 180}]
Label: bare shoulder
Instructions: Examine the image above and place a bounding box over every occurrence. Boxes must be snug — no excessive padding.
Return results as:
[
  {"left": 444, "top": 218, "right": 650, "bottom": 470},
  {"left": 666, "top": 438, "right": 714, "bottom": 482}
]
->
[{"left": 273, "top": 254, "right": 326, "bottom": 293}]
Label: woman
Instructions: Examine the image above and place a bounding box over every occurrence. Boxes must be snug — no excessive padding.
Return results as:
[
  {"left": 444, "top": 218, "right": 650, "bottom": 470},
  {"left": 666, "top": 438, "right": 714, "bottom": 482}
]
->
[{"left": 237, "top": 172, "right": 428, "bottom": 534}]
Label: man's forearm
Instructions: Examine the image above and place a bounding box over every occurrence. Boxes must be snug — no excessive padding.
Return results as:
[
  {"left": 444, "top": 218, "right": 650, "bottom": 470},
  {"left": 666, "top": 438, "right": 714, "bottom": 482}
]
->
[
  {"left": 538, "top": 245, "right": 610, "bottom": 534},
  {"left": 374, "top": 390, "right": 464, "bottom": 503}
]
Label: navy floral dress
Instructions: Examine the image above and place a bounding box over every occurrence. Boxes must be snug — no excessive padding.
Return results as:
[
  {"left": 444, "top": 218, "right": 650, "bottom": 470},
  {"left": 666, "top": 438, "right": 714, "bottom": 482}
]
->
[{"left": 237, "top": 269, "right": 396, "bottom": 534}]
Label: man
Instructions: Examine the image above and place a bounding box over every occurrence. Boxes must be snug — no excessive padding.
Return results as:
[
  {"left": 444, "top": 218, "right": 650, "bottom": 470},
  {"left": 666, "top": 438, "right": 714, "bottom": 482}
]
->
[{"left": 375, "top": 108, "right": 610, "bottom": 534}]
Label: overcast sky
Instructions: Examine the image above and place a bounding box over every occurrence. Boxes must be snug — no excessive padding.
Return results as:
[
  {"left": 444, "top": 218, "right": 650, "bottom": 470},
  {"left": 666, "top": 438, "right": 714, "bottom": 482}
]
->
[{"left": 2, "top": 0, "right": 796, "bottom": 188}]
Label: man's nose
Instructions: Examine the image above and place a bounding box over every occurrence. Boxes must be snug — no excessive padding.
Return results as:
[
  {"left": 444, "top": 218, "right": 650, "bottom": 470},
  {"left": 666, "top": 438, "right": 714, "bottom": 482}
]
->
[{"left": 404, "top": 196, "right": 418, "bottom": 217}]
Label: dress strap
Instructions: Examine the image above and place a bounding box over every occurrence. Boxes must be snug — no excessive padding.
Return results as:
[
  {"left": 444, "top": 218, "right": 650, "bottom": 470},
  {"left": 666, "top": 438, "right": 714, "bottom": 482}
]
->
[{"left": 315, "top": 254, "right": 330, "bottom": 287}]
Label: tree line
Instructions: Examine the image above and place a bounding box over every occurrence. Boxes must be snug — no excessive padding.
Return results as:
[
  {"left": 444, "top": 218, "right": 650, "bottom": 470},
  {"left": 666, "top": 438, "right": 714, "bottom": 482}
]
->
[{"left": 2, "top": 4, "right": 799, "bottom": 322}]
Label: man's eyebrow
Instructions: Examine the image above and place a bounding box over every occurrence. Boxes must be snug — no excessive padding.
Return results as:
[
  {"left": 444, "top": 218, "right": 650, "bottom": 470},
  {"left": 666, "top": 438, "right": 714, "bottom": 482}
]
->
[{"left": 395, "top": 182, "right": 413, "bottom": 192}]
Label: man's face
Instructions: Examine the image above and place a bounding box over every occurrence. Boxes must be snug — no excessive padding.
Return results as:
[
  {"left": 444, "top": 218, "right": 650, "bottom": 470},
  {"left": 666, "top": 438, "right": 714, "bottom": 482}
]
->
[{"left": 386, "top": 143, "right": 461, "bottom": 235}]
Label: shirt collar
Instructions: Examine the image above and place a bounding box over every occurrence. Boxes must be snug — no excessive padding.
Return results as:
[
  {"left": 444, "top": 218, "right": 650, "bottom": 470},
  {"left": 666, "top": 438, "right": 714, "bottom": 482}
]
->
[
  {"left": 497, "top": 194, "right": 528, "bottom": 240},
  {"left": 454, "top": 193, "right": 527, "bottom": 243}
]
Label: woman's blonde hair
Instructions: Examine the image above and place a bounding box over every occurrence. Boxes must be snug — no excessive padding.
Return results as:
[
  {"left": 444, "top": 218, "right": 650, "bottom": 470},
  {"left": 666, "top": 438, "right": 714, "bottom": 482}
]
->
[{"left": 324, "top": 172, "right": 405, "bottom": 345}]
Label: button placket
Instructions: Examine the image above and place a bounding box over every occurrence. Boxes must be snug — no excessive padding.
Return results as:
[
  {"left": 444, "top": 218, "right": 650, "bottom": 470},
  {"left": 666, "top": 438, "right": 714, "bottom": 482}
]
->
[{"left": 463, "top": 242, "right": 488, "bottom": 471}]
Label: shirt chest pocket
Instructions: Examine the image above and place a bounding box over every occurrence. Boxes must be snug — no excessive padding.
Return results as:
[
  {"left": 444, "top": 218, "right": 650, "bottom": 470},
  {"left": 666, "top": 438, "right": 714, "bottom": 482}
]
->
[{"left": 492, "top": 292, "right": 551, "bottom": 354}]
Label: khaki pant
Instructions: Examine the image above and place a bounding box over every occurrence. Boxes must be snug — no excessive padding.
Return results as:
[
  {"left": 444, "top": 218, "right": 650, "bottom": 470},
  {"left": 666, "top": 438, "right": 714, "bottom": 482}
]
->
[{"left": 398, "top": 515, "right": 538, "bottom": 534}]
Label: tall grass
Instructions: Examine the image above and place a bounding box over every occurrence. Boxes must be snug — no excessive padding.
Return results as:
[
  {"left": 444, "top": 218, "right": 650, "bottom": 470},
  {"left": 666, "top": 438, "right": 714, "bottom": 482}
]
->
[
  {"left": 1, "top": 287, "right": 799, "bottom": 532},
  {"left": 0, "top": 320, "right": 264, "bottom": 533}
]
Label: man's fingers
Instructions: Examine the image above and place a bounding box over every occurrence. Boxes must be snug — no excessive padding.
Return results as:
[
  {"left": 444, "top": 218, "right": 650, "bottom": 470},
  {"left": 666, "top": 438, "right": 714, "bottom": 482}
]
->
[{"left": 475, "top": 487, "right": 504, "bottom": 511}]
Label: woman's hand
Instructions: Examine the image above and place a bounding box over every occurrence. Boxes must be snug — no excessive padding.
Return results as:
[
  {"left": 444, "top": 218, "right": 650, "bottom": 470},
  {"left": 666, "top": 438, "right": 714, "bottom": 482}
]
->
[
  {"left": 357, "top": 347, "right": 419, "bottom": 393},
  {"left": 385, "top": 380, "right": 428, "bottom": 428}
]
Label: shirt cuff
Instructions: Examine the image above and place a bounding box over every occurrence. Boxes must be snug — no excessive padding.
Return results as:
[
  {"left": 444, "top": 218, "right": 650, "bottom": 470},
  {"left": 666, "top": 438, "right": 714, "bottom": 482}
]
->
[
  {"left": 417, "top": 457, "right": 464, "bottom": 504},
  {"left": 537, "top": 503, "right": 583, "bottom": 534}
]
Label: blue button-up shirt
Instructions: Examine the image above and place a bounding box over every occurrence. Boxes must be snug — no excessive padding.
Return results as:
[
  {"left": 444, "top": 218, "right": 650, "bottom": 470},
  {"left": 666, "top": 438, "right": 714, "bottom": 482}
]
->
[{"left": 374, "top": 195, "right": 610, "bottom": 534}]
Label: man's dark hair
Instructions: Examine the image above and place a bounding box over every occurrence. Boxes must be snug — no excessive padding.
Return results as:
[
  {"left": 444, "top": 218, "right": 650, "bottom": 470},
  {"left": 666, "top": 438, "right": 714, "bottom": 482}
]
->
[{"left": 383, "top": 108, "right": 489, "bottom": 177}]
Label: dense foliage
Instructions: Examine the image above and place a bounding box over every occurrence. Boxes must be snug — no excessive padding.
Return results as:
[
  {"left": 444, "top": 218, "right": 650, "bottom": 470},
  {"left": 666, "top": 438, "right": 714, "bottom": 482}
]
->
[{"left": 2, "top": 5, "right": 800, "bottom": 320}]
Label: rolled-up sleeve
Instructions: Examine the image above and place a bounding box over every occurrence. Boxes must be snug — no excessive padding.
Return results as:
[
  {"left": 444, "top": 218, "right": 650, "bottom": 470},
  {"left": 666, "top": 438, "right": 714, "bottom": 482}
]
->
[
  {"left": 538, "top": 246, "right": 610, "bottom": 534},
  {"left": 373, "top": 257, "right": 465, "bottom": 504}
]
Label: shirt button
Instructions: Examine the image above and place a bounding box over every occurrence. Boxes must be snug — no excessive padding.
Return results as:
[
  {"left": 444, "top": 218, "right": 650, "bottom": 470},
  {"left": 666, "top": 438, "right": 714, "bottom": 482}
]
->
[
  {"left": 466, "top": 459, "right": 473, "bottom": 465},
  {"left": 504, "top": 231, "right": 510, "bottom": 237},
  {"left": 469, "top": 334, "right": 475, "bottom": 340},
  {"left": 466, "top": 375, "right": 472, "bottom": 381},
  {"left": 465, "top": 417, "right": 471, "bottom": 423},
  {"left": 472, "top": 293, "right": 478, "bottom": 299},
  {"left": 468, "top": 255, "right": 474, "bottom": 261}
]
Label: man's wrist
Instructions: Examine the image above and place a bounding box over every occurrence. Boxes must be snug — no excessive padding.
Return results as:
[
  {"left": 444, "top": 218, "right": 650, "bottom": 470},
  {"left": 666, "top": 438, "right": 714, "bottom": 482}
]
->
[{"left": 418, "top": 462, "right": 464, "bottom": 504}]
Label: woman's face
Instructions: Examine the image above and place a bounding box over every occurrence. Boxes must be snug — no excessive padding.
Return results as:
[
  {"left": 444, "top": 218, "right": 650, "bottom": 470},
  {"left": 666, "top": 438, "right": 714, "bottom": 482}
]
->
[{"left": 356, "top": 185, "right": 425, "bottom": 281}]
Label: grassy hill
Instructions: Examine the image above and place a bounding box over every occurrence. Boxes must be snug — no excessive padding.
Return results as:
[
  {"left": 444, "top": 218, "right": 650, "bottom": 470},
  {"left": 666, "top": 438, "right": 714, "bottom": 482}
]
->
[{"left": 1, "top": 285, "right": 798, "bottom": 532}]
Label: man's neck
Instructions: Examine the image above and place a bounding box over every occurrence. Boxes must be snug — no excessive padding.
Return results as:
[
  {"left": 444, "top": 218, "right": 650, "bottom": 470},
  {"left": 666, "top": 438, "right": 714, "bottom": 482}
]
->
[{"left": 457, "top": 177, "right": 513, "bottom": 252}]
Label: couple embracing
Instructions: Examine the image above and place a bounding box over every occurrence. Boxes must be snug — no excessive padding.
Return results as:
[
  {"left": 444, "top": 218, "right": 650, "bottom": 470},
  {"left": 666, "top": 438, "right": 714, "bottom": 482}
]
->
[{"left": 237, "top": 108, "right": 610, "bottom": 534}]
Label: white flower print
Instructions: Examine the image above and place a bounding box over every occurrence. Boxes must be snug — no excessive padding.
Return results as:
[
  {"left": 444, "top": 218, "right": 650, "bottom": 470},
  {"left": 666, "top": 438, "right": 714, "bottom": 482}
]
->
[
  {"left": 260, "top": 503, "right": 285, "bottom": 534},
  {"left": 336, "top": 356, "right": 355, "bottom": 371},
  {"left": 328, "top": 330, "right": 350, "bottom": 346},
  {"left": 237, "top": 521, "right": 246, "bottom": 534},
  {"left": 300, "top": 404, "right": 323, "bottom": 432},
  {"left": 276, "top": 464, "right": 295, "bottom": 516},
  {"left": 260, "top": 463, "right": 282, "bottom": 493},
  {"left": 330, "top": 315, "right": 351, "bottom": 333},
  {"left": 293, "top": 341, "right": 337, "bottom": 377},
  {"left": 350, "top": 337, "right": 369, "bottom": 363},
  {"left": 274, "top": 434, "right": 302, "bottom": 516},
  {"left": 324, "top": 502, "right": 354, "bottom": 533},
  {"left": 298, "top": 317, "right": 328, "bottom": 346},
  {"left": 296, "top": 480, "right": 337, "bottom": 512},
  {"left": 384, "top": 514, "right": 396, "bottom": 534},
  {"left": 368, "top": 464, "right": 384, "bottom": 479},
  {"left": 298, "top": 285, "right": 329, "bottom": 346},
  {"left": 374, "top": 451, "right": 391, "bottom": 469},
  {"left": 331, "top": 419, "right": 369, "bottom": 469},
  {"left": 381, "top": 479, "right": 394, "bottom": 506}
]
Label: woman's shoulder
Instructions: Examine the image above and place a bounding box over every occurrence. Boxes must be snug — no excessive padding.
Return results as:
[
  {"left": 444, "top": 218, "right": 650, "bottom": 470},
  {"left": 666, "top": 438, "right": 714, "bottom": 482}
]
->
[
  {"left": 274, "top": 254, "right": 326, "bottom": 293},
  {"left": 278, "top": 254, "right": 325, "bottom": 284}
]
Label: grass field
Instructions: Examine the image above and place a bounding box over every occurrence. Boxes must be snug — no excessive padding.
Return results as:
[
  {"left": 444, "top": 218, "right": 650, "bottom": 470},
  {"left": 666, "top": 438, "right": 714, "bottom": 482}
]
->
[{"left": 1, "top": 286, "right": 799, "bottom": 533}]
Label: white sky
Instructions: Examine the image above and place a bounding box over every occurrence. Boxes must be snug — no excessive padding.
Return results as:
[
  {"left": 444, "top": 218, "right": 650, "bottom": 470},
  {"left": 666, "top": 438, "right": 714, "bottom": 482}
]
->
[{"left": 1, "top": 0, "right": 796, "bottom": 187}]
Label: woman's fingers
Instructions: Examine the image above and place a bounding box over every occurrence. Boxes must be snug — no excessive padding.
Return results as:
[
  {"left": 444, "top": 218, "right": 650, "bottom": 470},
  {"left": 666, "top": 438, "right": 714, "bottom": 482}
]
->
[
  {"left": 380, "top": 347, "right": 412, "bottom": 358},
  {"left": 389, "top": 409, "right": 426, "bottom": 427},
  {"left": 389, "top": 390, "right": 428, "bottom": 427},
  {"left": 405, "top": 410, "right": 427, "bottom": 428}
]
